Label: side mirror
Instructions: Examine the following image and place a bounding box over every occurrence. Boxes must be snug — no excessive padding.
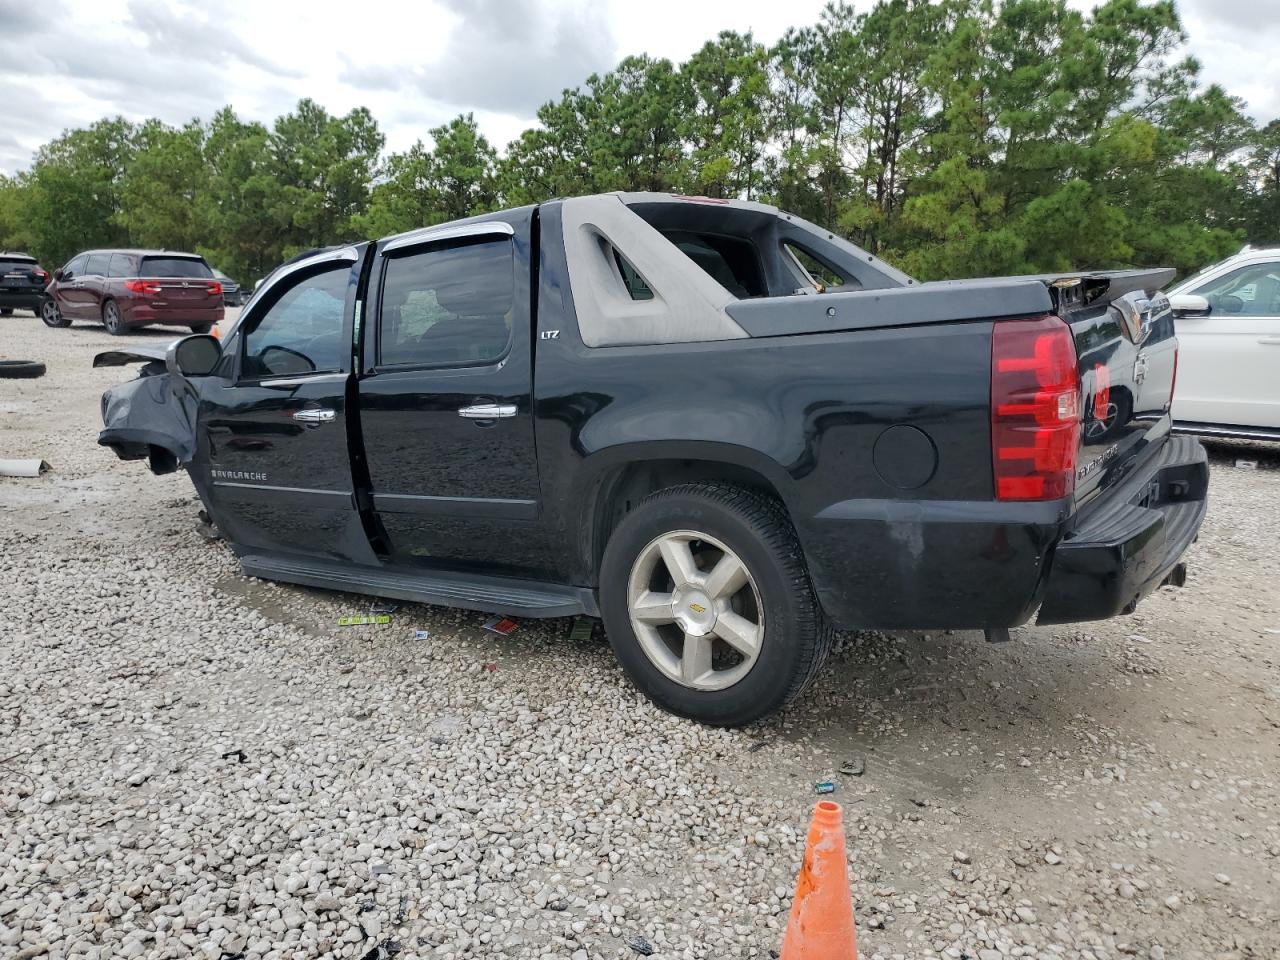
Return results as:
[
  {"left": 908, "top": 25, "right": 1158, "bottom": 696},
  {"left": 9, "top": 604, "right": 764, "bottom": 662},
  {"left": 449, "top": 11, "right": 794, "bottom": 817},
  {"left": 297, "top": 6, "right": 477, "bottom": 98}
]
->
[
  {"left": 166, "top": 334, "right": 222, "bottom": 378},
  {"left": 1169, "top": 294, "right": 1210, "bottom": 319},
  {"left": 53, "top": 268, "right": 66, "bottom": 282}
]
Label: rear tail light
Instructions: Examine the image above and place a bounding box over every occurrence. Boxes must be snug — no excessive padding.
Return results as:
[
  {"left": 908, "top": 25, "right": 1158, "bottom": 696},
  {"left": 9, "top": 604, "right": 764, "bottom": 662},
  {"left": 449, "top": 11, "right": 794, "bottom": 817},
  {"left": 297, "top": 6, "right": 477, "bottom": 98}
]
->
[
  {"left": 34, "top": 269, "right": 48, "bottom": 281},
  {"left": 207, "top": 281, "right": 223, "bottom": 296},
  {"left": 991, "top": 315, "right": 1082, "bottom": 501},
  {"left": 124, "top": 279, "right": 162, "bottom": 294}
]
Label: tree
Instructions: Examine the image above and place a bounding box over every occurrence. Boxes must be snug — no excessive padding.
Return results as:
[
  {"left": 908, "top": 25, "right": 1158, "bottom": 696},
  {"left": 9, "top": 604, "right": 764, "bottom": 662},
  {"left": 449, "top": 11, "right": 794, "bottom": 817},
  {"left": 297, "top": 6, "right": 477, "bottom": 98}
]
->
[
  {"left": 270, "top": 98, "right": 384, "bottom": 254},
  {"left": 118, "top": 119, "right": 209, "bottom": 252},
  {"left": 22, "top": 117, "right": 136, "bottom": 267},
  {"left": 359, "top": 114, "right": 499, "bottom": 236},
  {"left": 681, "top": 32, "right": 772, "bottom": 199},
  {"left": 200, "top": 108, "right": 282, "bottom": 282}
]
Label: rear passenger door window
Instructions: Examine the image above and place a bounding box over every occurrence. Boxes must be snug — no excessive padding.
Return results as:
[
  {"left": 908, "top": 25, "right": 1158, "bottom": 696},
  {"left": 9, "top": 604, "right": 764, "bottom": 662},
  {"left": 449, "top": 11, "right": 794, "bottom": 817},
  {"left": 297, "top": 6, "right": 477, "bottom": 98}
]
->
[
  {"left": 377, "top": 238, "right": 514, "bottom": 367},
  {"left": 241, "top": 265, "right": 350, "bottom": 379}
]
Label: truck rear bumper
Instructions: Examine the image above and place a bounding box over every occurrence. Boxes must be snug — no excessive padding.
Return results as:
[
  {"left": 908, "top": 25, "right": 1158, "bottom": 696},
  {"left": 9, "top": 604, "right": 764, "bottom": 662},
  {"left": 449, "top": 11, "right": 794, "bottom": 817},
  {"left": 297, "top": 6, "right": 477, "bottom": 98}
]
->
[
  {"left": 1036, "top": 435, "right": 1208, "bottom": 624},
  {"left": 800, "top": 435, "right": 1207, "bottom": 631}
]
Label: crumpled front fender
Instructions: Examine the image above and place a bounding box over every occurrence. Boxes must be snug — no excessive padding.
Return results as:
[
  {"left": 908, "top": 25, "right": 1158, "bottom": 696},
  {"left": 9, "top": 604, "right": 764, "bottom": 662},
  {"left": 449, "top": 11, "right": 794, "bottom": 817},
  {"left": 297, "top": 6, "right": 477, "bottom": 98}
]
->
[{"left": 98, "top": 364, "right": 198, "bottom": 475}]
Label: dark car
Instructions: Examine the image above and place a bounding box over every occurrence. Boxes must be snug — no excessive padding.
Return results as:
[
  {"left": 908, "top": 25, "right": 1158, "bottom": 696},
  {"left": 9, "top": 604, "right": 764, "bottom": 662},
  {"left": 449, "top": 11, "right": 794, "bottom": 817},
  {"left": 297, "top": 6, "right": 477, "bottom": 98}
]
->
[
  {"left": 213, "top": 269, "right": 246, "bottom": 307},
  {"left": 0, "top": 252, "right": 50, "bottom": 315},
  {"left": 95, "top": 193, "right": 1207, "bottom": 726},
  {"left": 41, "top": 249, "right": 224, "bottom": 335}
]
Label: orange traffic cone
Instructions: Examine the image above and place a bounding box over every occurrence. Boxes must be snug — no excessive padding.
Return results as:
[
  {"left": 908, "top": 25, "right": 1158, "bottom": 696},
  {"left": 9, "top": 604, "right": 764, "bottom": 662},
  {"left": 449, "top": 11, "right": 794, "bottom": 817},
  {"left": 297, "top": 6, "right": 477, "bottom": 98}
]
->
[{"left": 780, "top": 800, "right": 858, "bottom": 959}]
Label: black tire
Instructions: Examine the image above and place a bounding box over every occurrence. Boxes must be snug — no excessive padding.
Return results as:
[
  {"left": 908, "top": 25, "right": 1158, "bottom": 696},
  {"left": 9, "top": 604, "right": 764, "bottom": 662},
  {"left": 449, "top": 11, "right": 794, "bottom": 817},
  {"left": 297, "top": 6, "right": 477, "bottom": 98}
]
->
[
  {"left": 0, "top": 308, "right": 12, "bottom": 316},
  {"left": 40, "top": 298, "right": 70, "bottom": 328},
  {"left": 599, "top": 482, "right": 832, "bottom": 726},
  {"left": 0, "top": 359, "right": 46, "bottom": 379},
  {"left": 189, "top": 323, "right": 214, "bottom": 334},
  {"left": 102, "top": 299, "right": 125, "bottom": 335}
]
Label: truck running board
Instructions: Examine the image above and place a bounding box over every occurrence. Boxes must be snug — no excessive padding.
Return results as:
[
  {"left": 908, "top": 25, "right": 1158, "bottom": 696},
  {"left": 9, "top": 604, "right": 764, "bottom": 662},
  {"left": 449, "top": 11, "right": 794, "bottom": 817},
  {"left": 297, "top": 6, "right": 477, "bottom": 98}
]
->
[{"left": 239, "top": 553, "right": 599, "bottom": 619}]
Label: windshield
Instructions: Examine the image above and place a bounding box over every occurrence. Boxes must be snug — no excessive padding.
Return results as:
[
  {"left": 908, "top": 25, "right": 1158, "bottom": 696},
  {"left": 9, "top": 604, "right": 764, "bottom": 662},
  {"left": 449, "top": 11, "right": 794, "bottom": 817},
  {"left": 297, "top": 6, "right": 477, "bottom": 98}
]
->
[{"left": 140, "top": 257, "right": 213, "bottom": 279}]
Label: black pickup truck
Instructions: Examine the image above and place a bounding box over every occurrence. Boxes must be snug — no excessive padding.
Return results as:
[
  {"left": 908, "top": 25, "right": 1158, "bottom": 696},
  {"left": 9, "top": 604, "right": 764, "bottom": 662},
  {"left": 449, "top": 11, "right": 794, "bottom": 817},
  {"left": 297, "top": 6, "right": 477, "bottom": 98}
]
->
[{"left": 96, "top": 193, "right": 1208, "bottom": 725}]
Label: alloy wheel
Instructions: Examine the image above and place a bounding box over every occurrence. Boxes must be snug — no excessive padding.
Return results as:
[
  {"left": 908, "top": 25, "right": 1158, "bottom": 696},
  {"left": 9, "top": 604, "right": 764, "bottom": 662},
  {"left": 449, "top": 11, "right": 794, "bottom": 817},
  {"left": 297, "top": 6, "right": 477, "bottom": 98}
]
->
[{"left": 625, "top": 529, "right": 764, "bottom": 691}]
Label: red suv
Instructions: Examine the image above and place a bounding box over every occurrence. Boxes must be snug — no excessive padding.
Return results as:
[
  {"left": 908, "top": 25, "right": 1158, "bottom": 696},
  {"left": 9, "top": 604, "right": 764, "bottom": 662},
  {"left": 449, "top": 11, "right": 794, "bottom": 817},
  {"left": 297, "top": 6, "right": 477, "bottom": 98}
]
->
[{"left": 41, "top": 249, "right": 223, "bottom": 335}]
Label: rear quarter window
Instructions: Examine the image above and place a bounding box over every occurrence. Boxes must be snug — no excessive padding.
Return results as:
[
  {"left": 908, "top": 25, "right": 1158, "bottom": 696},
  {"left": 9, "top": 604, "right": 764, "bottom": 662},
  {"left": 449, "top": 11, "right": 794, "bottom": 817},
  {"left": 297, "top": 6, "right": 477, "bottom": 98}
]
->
[
  {"left": 108, "top": 253, "right": 137, "bottom": 278},
  {"left": 141, "top": 257, "right": 213, "bottom": 279}
]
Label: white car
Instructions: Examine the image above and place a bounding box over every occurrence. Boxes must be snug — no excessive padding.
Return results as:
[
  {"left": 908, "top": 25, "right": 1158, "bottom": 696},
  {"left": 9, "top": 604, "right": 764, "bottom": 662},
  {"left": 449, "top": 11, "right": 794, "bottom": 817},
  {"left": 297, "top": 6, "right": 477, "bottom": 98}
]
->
[{"left": 1168, "top": 245, "right": 1280, "bottom": 440}]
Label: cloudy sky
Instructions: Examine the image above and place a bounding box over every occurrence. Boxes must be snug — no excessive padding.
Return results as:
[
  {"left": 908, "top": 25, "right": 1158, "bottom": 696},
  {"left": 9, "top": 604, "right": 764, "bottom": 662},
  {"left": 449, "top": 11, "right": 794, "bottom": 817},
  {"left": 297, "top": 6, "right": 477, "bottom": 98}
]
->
[{"left": 0, "top": 0, "right": 1274, "bottom": 174}]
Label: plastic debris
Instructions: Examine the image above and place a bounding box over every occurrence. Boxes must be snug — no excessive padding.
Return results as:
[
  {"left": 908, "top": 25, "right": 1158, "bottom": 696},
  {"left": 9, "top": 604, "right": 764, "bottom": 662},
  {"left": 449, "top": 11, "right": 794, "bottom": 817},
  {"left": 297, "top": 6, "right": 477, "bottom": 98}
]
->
[
  {"left": 482, "top": 662, "right": 498, "bottom": 673},
  {"left": 840, "top": 755, "right": 866, "bottom": 777},
  {"left": 1235, "top": 459, "right": 1257, "bottom": 469},
  {"left": 0, "top": 459, "right": 49, "bottom": 478},
  {"left": 568, "top": 617, "right": 594, "bottom": 641},
  {"left": 814, "top": 781, "right": 836, "bottom": 795},
  {"left": 747, "top": 740, "right": 769, "bottom": 753},
  {"left": 371, "top": 863, "right": 392, "bottom": 876},
  {"left": 338, "top": 614, "right": 391, "bottom": 627},
  {"left": 482, "top": 616, "right": 518, "bottom": 636},
  {"left": 626, "top": 935, "right": 656, "bottom": 956},
  {"left": 412, "top": 629, "right": 431, "bottom": 641},
  {"left": 221, "top": 749, "right": 248, "bottom": 764},
  {"left": 370, "top": 601, "right": 400, "bottom": 614}
]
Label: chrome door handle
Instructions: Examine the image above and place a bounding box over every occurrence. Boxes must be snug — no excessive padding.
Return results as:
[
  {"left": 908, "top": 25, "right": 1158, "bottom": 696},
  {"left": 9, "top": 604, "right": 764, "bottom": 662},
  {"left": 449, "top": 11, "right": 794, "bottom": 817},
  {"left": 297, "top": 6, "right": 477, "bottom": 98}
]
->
[
  {"left": 292, "top": 408, "right": 336, "bottom": 423},
  {"left": 458, "top": 403, "right": 517, "bottom": 420}
]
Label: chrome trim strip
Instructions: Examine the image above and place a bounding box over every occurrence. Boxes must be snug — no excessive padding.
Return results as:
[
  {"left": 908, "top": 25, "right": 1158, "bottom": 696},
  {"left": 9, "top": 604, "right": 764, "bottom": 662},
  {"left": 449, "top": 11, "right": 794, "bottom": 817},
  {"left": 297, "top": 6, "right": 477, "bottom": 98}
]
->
[
  {"left": 258, "top": 373, "right": 349, "bottom": 388},
  {"left": 383, "top": 220, "right": 514, "bottom": 254},
  {"left": 371, "top": 492, "right": 537, "bottom": 520}
]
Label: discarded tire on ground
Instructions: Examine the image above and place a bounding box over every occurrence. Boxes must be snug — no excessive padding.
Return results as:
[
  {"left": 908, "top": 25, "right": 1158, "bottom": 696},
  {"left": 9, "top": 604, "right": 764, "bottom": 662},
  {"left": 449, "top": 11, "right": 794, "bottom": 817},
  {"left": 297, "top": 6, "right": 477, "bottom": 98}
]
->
[{"left": 0, "top": 359, "right": 46, "bottom": 379}]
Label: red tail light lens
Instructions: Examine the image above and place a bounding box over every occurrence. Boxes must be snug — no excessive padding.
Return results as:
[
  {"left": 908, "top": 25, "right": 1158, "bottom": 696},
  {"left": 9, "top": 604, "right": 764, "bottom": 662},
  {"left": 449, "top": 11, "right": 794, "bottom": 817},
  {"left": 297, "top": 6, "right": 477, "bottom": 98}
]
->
[
  {"left": 124, "top": 279, "right": 162, "bottom": 294},
  {"left": 206, "top": 281, "right": 223, "bottom": 296},
  {"left": 34, "top": 269, "right": 48, "bottom": 281},
  {"left": 991, "top": 316, "right": 1082, "bottom": 501}
]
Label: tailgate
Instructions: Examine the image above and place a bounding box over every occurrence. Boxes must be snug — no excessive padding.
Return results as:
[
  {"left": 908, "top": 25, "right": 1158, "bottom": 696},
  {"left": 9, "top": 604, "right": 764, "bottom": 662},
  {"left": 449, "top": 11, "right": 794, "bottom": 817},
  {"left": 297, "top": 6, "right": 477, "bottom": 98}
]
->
[
  {"left": 149, "top": 279, "right": 221, "bottom": 311},
  {"left": 1051, "top": 269, "right": 1178, "bottom": 509}
]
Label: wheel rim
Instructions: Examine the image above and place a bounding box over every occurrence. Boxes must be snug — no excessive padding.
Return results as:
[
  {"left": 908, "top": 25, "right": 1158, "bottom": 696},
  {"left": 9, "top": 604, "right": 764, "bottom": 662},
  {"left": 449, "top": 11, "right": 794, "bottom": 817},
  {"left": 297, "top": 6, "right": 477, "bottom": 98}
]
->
[
  {"left": 41, "top": 300, "right": 58, "bottom": 324},
  {"left": 626, "top": 529, "right": 764, "bottom": 691},
  {"left": 104, "top": 304, "right": 119, "bottom": 330}
]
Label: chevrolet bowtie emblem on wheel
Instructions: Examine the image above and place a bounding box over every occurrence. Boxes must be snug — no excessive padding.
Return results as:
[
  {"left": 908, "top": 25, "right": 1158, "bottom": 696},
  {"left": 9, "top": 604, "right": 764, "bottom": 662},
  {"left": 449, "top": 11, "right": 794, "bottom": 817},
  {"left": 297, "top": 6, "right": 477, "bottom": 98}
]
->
[{"left": 688, "top": 602, "right": 706, "bottom": 614}]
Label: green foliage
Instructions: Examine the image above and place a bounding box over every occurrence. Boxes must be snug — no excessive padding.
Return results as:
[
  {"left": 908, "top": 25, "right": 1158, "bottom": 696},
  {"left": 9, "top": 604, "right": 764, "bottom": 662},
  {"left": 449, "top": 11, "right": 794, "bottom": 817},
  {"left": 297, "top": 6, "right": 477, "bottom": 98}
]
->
[{"left": 0, "top": 0, "right": 1274, "bottom": 284}]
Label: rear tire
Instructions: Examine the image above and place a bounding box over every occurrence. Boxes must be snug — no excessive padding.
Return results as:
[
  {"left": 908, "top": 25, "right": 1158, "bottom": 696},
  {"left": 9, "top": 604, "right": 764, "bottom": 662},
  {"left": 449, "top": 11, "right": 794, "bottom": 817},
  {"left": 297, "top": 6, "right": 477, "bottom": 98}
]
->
[
  {"left": 599, "top": 482, "right": 832, "bottom": 726},
  {"left": 40, "top": 298, "right": 70, "bottom": 328},
  {"left": 102, "top": 299, "right": 125, "bottom": 336},
  {"left": 189, "top": 323, "right": 213, "bottom": 334}
]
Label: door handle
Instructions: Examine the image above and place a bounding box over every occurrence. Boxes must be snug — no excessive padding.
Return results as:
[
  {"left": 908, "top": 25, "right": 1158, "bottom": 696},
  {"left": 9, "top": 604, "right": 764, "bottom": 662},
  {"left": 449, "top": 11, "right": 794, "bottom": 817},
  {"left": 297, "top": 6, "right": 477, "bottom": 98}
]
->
[
  {"left": 458, "top": 403, "right": 517, "bottom": 420},
  {"left": 1259, "top": 336, "right": 1280, "bottom": 345},
  {"left": 292, "top": 408, "right": 336, "bottom": 423}
]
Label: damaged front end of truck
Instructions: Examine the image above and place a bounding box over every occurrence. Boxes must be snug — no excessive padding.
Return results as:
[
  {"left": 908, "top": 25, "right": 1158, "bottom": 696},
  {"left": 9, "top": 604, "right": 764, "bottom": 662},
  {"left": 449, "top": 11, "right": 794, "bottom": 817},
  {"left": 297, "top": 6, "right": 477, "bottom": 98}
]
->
[{"left": 94, "top": 342, "right": 205, "bottom": 476}]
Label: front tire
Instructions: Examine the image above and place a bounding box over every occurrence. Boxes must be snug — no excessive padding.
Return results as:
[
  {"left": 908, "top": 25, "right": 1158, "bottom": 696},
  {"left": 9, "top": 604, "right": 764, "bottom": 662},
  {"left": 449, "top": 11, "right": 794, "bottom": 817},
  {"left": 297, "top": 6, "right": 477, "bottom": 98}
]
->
[
  {"left": 102, "top": 299, "right": 125, "bottom": 335},
  {"left": 40, "top": 298, "right": 70, "bottom": 328},
  {"left": 599, "top": 483, "right": 831, "bottom": 726},
  {"left": 189, "top": 323, "right": 213, "bottom": 334}
]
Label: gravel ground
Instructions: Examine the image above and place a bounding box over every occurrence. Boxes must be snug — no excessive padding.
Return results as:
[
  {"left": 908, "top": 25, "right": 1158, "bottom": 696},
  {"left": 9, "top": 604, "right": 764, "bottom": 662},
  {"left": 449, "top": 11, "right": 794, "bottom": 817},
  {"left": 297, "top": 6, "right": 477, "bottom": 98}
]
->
[{"left": 2, "top": 308, "right": 1278, "bottom": 960}]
